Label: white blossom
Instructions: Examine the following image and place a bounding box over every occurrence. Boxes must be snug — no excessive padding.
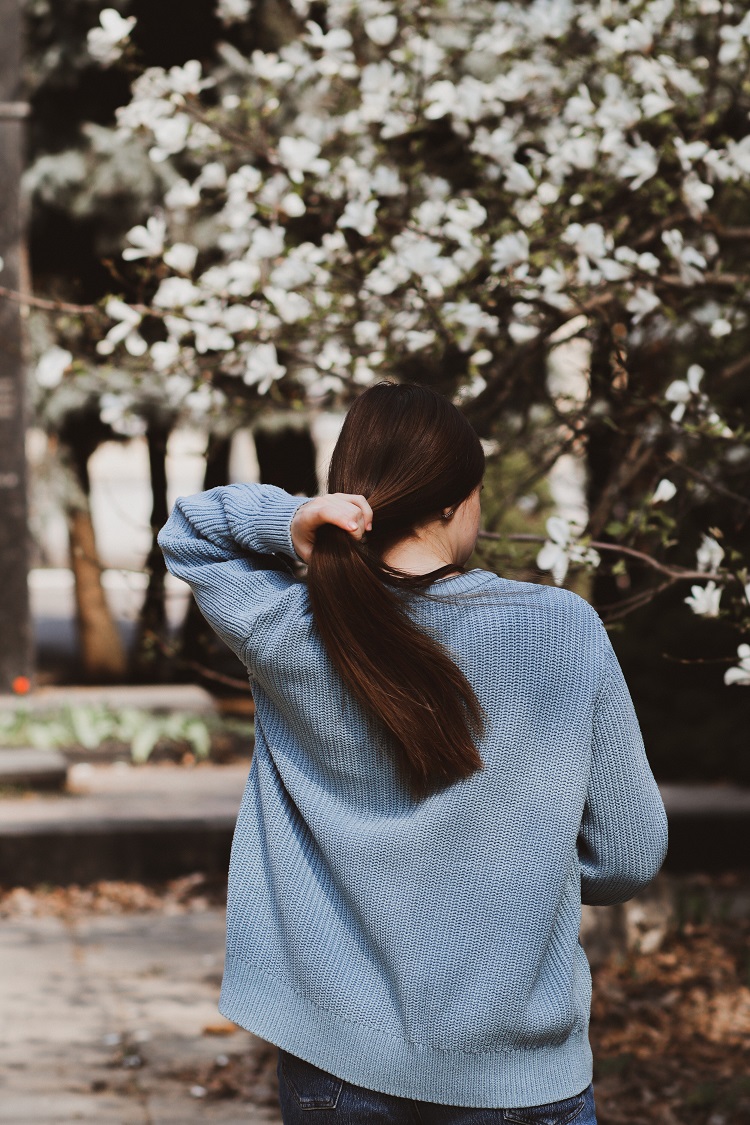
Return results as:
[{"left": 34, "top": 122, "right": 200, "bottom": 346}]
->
[
  {"left": 264, "top": 287, "right": 312, "bottom": 323},
  {"left": 641, "top": 91, "right": 674, "bottom": 117},
  {"left": 227, "top": 164, "right": 262, "bottom": 195},
  {"left": 504, "top": 162, "right": 536, "bottom": 195},
  {"left": 674, "top": 138, "right": 709, "bottom": 172},
  {"left": 682, "top": 172, "right": 714, "bottom": 219},
  {"left": 280, "top": 193, "right": 306, "bottom": 217},
  {"left": 165, "top": 179, "right": 201, "bottom": 210},
  {"left": 122, "top": 216, "right": 166, "bottom": 261},
  {"left": 562, "top": 222, "right": 609, "bottom": 261},
  {"left": 664, "top": 364, "right": 703, "bottom": 421},
  {"left": 696, "top": 532, "right": 724, "bottom": 573},
  {"left": 651, "top": 478, "right": 677, "bottom": 504},
  {"left": 662, "top": 229, "right": 706, "bottom": 286},
  {"left": 684, "top": 580, "right": 722, "bottom": 617},
  {"left": 36, "top": 347, "right": 73, "bottom": 389},
  {"left": 337, "top": 198, "right": 379, "bottom": 237},
  {"left": 725, "top": 136, "right": 750, "bottom": 177},
  {"left": 613, "top": 246, "right": 660, "bottom": 274},
  {"left": 248, "top": 225, "right": 285, "bottom": 259},
  {"left": 196, "top": 162, "right": 228, "bottom": 191},
  {"left": 508, "top": 320, "right": 540, "bottom": 344},
  {"left": 491, "top": 231, "right": 529, "bottom": 271},
  {"left": 424, "top": 81, "right": 458, "bottom": 121},
  {"left": 364, "top": 15, "right": 398, "bottom": 46},
  {"left": 626, "top": 287, "right": 660, "bottom": 324},
  {"left": 96, "top": 298, "right": 146, "bottom": 356},
  {"left": 354, "top": 321, "right": 382, "bottom": 347},
  {"left": 617, "top": 140, "right": 659, "bottom": 189},
  {"left": 536, "top": 516, "right": 601, "bottom": 586},
  {"left": 709, "top": 318, "right": 732, "bottom": 338},
  {"left": 222, "top": 305, "right": 259, "bottom": 333},
  {"left": 153, "top": 277, "right": 201, "bottom": 308},
  {"left": 150, "top": 339, "right": 181, "bottom": 371},
  {"left": 718, "top": 11, "right": 750, "bottom": 65},
  {"left": 99, "top": 393, "right": 146, "bottom": 436},
  {"left": 277, "top": 136, "right": 329, "bottom": 184},
  {"left": 370, "top": 166, "right": 401, "bottom": 196},
  {"left": 149, "top": 115, "right": 191, "bottom": 162},
  {"left": 163, "top": 242, "right": 198, "bottom": 273},
  {"left": 242, "top": 343, "right": 286, "bottom": 393},
  {"left": 217, "top": 0, "right": 252, "bottom": 25},
  {"left": 87, "top": 8, "right": 136, "bottom": 66},
  {"left": 724, "top": 644, "right": 750, "bottom": 687}
]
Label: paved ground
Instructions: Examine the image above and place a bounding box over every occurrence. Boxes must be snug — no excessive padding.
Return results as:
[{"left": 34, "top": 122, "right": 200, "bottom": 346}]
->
[
  {"left": 2, "top": 872, "right": 749, "bottom": 1124},
  {"left": 0, "top": 901, "right": 281, "bottom": 1124}
]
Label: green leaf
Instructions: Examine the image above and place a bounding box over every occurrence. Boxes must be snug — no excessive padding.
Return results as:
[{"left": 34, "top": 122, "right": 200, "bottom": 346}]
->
[
  {"left": 184, "top": 719, "right": 211, "bottom": 760},
  {"left": 130, "top": 721, "right": 162, "bottom": 763}
]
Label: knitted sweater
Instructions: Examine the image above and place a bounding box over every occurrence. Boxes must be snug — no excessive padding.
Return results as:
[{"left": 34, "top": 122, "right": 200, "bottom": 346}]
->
[{"left": 158, "top": 481, "right": 668, "bottom": 1110}]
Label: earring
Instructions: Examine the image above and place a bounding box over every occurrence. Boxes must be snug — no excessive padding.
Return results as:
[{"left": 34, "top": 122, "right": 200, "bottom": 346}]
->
[{"left": 442, "top": 508, "right": 454, "bottom": 520}]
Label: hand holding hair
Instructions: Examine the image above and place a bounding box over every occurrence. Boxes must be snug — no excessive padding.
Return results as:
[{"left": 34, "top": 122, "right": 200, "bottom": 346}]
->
[{"left": 290, "top": 493, "right": 374, "bottom": 564}]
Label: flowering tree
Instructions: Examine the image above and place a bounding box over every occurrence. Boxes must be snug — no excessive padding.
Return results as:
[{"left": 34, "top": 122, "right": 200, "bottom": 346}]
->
[{"left": 12, "top": 0, "right": 750, "bottom": 688}]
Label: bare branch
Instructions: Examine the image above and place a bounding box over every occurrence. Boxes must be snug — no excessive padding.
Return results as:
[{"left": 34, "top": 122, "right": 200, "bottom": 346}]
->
[
  {"left": 663, "top": 456, "right": 750, "bottom": 511},
  {"left": 478, "top": 529, "right": 734, "bottom": 583},
  {"left": 0, "top": 285, "right": 97, "bottom": 315}
]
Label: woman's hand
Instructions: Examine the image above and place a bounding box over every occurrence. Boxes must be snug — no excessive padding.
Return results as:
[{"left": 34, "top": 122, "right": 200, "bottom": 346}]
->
[{"left": 290, "top": 493, "right": 374, "bottom": 564}]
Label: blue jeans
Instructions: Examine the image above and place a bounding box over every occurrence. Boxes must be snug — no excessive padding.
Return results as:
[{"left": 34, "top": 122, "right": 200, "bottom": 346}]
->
[{"left": 277, "top": 1049, "right": 597, "bottom": 1124}]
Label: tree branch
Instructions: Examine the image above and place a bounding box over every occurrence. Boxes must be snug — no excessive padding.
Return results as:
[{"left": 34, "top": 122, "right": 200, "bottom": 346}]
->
[
  {"left": 0, "top": 285, "right": 97, "bottom": 315},
  {"left": 478, "top": 529, "right": 735, "bottom": 583}
]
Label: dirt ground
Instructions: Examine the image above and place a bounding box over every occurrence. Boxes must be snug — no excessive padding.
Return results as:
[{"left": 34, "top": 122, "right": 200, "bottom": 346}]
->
[{"left": 0, "top": 873, "right": 748, "bottom": 1124}]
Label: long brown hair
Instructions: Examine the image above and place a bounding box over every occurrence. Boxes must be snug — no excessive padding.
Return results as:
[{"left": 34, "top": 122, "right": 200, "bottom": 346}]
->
[{"left": 306, "top": 381, "right": 487, "bottom": 800}]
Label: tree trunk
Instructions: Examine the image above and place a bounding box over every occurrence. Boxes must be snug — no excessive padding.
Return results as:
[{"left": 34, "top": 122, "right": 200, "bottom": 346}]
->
[
  {"left": 67, "top": 502, "right": 127, "bottom": 680},
  {"left": 58, "top": 411, "right": 127, "bottom": 681},
  {"left": 253, "top": 419, "right": 319, "bottom": 496},
  {"left": 131, "top": 418, "right": 171, "bottom": 679},
  {"left": 0, "top": 6, "right": 32, "bottom": 692}
]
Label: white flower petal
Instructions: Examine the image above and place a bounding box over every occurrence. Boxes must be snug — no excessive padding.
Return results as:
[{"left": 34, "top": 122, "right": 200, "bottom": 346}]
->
[{"left": 651, "top": 478, "right": 677, "bottom": 504}]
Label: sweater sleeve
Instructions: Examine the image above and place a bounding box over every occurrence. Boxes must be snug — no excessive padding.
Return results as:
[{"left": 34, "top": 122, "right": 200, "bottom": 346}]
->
[
  {"left": 157, "top": 482, "right": 314, "bottom": 668},
  {"left": 577, "top": 623, "right": 669, "bottom": 906}
]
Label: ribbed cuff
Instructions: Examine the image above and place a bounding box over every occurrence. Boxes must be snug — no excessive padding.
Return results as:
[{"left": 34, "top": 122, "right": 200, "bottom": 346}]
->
[{"left": 222, "top": 484, "right": 315, "bottom": 564}]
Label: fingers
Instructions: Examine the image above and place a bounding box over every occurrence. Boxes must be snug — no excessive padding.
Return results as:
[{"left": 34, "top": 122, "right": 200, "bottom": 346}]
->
[
  {"left": 327, "top": 493, "right": 374, "bottom": 536},
  {"left": 343, "top": 494, "right": 374, "bottom": 533}
]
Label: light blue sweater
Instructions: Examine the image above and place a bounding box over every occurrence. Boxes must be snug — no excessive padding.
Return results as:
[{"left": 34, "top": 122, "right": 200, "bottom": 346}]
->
[{"left": 158, "top": 482, "right": 668, "bottom": 1110}]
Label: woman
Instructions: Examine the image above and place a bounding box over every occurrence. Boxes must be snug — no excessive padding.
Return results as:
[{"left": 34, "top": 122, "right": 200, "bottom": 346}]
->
[{"left": 158, "top": 380, "right": 668, "bottom": 1125}]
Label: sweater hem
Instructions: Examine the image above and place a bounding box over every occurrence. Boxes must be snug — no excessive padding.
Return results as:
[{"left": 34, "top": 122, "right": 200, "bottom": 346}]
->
[{"left": 218, "top": 955, "right": 593, "bottom": 1109}]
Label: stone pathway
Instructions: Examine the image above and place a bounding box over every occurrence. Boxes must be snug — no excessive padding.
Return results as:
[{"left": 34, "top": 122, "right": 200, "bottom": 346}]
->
[{"left": 0, "top": 904, "right": 281, "bottom": 1123}]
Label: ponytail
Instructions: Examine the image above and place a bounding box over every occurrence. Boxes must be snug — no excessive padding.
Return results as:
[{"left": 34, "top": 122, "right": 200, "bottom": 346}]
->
[{"left": 305, "top": 382, "right": 487, "bottom": 801}]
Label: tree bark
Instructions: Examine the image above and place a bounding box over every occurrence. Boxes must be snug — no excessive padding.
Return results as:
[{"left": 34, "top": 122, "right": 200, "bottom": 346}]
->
[
  {"left": 58, "top": 411, "right": 127, "bottom": 681},
  {"left": 67, "top": 502, "right": 126, "bottom": 681},
  {"left": 131, "top": 418, "right": 171, "bottom": 679},
  {"left": 253, "top": 419, "right": 319, "bottom": 496},
  {"left": 0, "top": 5, "right": 32, "bottom": 692}
]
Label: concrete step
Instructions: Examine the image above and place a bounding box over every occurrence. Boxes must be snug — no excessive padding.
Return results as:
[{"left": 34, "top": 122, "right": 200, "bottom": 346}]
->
[
  {"left": 0, "top": 762, "right": 248, "bottom": 886},
  {"left": 0, "top": 683, "right": 219, "bottom": 714},
  {"left": 0, "top": 747, "right": 68, "bottom": 790},
  {"left": 0, "top": 768, "right": 747, "bottom": 886}
]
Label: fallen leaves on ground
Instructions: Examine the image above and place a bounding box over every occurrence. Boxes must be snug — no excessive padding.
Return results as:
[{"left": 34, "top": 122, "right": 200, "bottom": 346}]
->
[
  {"left": 590, "top": 913, "right": 750, "bottom": 1124},
  {"left": 0, "top": 871, "right": 227, "bottom": 918},
  {"left": 1, "top": 873, "right": 748, "bottom": 1122}
]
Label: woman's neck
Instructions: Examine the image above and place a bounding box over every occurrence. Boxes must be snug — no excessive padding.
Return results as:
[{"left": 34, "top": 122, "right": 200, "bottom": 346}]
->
[{"left": 379, "top": 541, "right": 464, "bottom": 579}]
